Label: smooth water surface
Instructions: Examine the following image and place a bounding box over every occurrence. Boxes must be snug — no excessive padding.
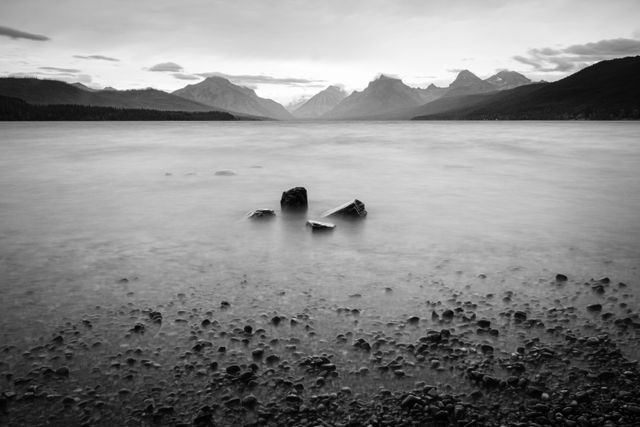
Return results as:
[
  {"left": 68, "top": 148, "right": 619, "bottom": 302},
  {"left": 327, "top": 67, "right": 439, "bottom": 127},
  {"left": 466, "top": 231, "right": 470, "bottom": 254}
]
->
[{"left": 1, "top": 121, "right": 639, "bottom": 346}]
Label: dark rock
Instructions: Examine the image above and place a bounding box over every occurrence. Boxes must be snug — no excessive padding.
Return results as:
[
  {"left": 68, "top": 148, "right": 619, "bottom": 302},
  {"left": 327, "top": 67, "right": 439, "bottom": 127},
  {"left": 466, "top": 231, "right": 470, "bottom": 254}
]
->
[
  {"left": 306, "top": 220, "right": 335, "bottom": 231},
  {"left": 280, "top": 187, "right": 308, "bottom": 212},
  {"left": 323, "top": 199, "right": 367, "bottom": 218},
  {"left": 556, "top": 274, "right": 568, "bottom": 282},
  {"left": 149, "top": 311, "right": 162, "bottom": 323},
  {"left": 400, "top": 394, "right": 423, "bottom": 408},
  {"left": 285, "top": 394, "right": 303, "bottom": 404},
  {"left": 247, "top": 209, "right": 275, "bottom": 219},
  {"left": 407, "top": 316, "right": 420, "bottom": 325},
  {"left": 226, "top": 365, "right": 241, "bottom": 376},
  {"left": 55, "top": 367, "right": 70, "bottom": 377},
  {"left": 242, "top": 394, "right": 259, "bottom": 408},
  {"left": 587, "top": 304, "right": 602, "bottom": 312},
  {"left": 514, "top": 311, "right": 527, "bottom": 321},
  {"left": 442, "top": 310, "right": 454, "bottom": 319},
  {"left": 214, "top": 169, "right": 236, "bottom": 176},
  {"left": 477, "top": 319, "right": 491, "bottom": 328}
]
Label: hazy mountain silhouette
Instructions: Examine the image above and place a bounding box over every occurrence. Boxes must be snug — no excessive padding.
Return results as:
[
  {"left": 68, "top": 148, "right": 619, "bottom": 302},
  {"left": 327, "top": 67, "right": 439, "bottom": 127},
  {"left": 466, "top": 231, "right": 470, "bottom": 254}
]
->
[
  {"left": 0, "top": 78, "right": 216, "bottom": 112},
  {"left": 485, "top": 70, "right": 531, "bottom": 90},
  {"left": 413, "top": 56, "right": 640, "bottom": 120},
  {"left": 323, "top": 75, "right": 424, "bottom": 119},
  {"left": 173, "top": 76, "right": 292, "bottom": 120},
  {"left": 0, "top": 95, "right": 243, "bottom": 121},
  {"left": 415, "top": 83, "right": 447, "bottom": 104},
  {"left": 70, "top": 82, "right": 98, "bottom": 92},
  {"left": 443, "top": 70, "right": 495, "bottom": 98},
  {"left": 292, "top": 85, "right": 347, "bottom": 118},
  {"left": 286, "top": 95, "right": 311, "bottom": 112}
]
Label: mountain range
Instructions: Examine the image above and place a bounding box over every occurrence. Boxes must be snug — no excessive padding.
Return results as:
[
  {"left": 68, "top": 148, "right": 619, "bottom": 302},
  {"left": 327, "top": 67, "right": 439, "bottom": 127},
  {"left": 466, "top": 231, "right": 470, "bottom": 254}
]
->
[{"left": 0, "top": 56, "right": 638, "bottom": 120}]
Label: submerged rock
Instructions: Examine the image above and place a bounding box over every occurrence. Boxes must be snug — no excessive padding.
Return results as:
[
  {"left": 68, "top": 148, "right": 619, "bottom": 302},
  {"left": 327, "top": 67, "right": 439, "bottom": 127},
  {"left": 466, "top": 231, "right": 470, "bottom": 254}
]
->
[
  {"left": 306, "top": 220, "right": 335, "bottom": 231},
  {"left": 323, "top": 199, "right": 367, "bottom": 218},
  {"left": 280, "top": 187, "right": 308, "bottom": 212},
  {"left": 214, "top": 169, "right": 236, "bottom": 176},
  {"left": 247, "top": 209, "right": 275, "bottom": 219}
]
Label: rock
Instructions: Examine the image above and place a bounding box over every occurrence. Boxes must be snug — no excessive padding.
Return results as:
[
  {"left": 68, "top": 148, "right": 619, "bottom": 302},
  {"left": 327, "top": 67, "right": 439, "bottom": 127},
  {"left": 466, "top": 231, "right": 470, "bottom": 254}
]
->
[
  {"left": 306, "top": 220, "right": 335, "bottom": 231},
  {"left": 556, "top": 274, "right": 568, "bottom": 282},
  {"left": 242, "top": 394, "right": 259, "bottom": 408},
  {"left": 400, "top": 394, "right": 423, "bottom": 408},
  {"left": 55, "top": 367, "right": 70, "bottom": 377},
  {"left": 477, "top": 319, "right": 491, "bottom": 328},
  {"left": 514, "top": 311, "right": 527, "bottom": 321},
  {"left": 214, "top": 169, "right": 236, "bottom": 176},
  {"left": 587, "top": 304, "right": 602, "bottom": 312},
  {"left": 442, "top": 309, "right": 454, "bottom": 319},
  {"left": 407, "top": 316, "right": 420, "bottom": 325},
  {"left": 247, "top": 209, "right": 275, "bottom": 219},
  {"left": 322, "top": 199, "right": 367, "bottom": 218},
  {"left": 280, "top": 187, "right": 308, "bottom": 212},
  {"left": 285, "top": 394, "right": 303, "bottom": 404}
]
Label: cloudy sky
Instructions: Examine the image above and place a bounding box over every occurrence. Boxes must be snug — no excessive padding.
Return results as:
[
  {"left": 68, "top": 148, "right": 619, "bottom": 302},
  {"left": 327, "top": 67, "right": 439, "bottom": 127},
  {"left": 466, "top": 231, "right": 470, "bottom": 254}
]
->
[{"left": 1, "top": 0, "right": 640, "bottom": 104}]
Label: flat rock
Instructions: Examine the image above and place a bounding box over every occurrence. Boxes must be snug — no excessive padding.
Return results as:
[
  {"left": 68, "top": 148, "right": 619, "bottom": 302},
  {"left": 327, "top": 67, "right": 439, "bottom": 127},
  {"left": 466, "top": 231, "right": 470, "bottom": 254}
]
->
[
  {"left": 247, "top": 209, "right": 275, "bottom": 219},
  {"left": 306, "top": 220, "right": 335, "bottom": 231},
  {"left": 322, "top": 199, "right": 367, "bottom": 218},
  {"left": 280, "top": 187, "right": 308, "bottom": 212}
]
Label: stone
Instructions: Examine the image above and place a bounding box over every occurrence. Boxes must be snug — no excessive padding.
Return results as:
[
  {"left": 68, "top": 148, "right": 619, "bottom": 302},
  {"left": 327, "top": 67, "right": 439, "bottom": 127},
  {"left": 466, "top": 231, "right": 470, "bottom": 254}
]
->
[
  {"left": 477, "top": 319, "right": 491, "bottom": 328},
  {"left": 442, "top": 309, "right": 454, "bottom": 319},
  {"left": 242, "top": 394, "right": 259, "bottom": 408},
  {"left": 306, "top": 220, "right": 335, "bottom": 231},
  {"left": 214, "top": 169, "right": 236, "bottom": 176},
  {"left": 556, "top": 274, "right": 568, "bottom": 282},
  {"left": 247, "top": 209, "right": 275, "bottom": 219},
  {"left": 587, "top": 304, "right": 602, "bottom": 312},
  {"left": 322, "top": 199, "right": 367, "bottom": 218},
  {"left": 514, "top": 311, "right": 527, "bottom": 321},
  {"left": 280, "top": 187, "right": 308, "bottom": 212}
]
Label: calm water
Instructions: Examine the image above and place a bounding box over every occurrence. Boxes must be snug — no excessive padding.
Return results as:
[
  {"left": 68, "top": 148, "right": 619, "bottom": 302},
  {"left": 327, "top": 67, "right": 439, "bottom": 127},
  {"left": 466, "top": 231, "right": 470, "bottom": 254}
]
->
[{"left": 1, "top": 121, "right": 639, "bottom": 348}]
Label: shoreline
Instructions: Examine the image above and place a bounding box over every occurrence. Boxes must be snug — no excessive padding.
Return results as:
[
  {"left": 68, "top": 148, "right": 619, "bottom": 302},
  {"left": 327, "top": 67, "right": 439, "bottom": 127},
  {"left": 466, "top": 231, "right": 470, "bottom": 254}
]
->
[{"left": 1, "top": 274, "right": 639, "bottom": 426}]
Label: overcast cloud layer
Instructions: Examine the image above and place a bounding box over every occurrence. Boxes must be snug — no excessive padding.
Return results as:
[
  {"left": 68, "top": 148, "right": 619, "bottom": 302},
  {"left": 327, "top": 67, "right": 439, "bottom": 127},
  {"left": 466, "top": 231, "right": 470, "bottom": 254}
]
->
[{"left": 1, "top": 0, "right": 639, "bottom": 103}]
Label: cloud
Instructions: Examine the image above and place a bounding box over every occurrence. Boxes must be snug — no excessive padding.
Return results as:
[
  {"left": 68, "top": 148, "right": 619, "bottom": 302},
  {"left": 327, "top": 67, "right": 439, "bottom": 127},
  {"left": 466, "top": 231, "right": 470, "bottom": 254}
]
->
[
  {"left": 197, "top": 72, "right": 325, "bottom": 87},
  {"left": 0, "top": 25, "right": 49, "bottom": 41},
  {"left": 148, "top": 62, "right": 183, "bottom": 72},
  {"left": 172, "top": 72, "right": 201, "bottom": 81},
  {"left": 39, "top": 66, "right": 82, "bottom": 73},
  {"left": 73, "top": 55, "right": 120, "bottom": 62},
  {"left": 514, "top": 38, "right": 640, "bottom": 73}
]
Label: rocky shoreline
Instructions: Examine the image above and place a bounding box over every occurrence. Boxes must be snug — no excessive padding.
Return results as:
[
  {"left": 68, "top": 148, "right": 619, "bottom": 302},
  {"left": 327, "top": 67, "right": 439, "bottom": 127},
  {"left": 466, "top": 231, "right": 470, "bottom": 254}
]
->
[{"left": 1, "top": 275, "right": 639, "bottom": 426}]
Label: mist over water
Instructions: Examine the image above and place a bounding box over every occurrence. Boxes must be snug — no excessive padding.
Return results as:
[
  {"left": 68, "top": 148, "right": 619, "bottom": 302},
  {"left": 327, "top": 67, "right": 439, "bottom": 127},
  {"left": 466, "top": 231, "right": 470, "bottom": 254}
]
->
[{"left": 1, "top": 121, "right": 639, "bottom": 354}]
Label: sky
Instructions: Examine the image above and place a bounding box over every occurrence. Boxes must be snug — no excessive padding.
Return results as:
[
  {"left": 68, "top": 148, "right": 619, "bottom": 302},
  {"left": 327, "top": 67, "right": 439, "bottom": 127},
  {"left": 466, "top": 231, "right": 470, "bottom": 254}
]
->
[{"left": 1, "top": 0, "right": 640, "bottom": 104}]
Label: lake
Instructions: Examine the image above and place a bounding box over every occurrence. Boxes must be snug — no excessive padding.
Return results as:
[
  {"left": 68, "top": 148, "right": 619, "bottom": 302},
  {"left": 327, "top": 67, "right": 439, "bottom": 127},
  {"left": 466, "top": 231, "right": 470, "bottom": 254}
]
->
[{"left": 1, "top": 121, "right": 639, "bottom": 424}]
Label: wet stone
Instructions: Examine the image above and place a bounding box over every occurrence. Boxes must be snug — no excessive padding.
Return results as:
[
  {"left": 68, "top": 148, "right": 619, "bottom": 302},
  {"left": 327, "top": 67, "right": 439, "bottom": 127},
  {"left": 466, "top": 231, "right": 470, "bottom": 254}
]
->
[
  {"left": 280, "top": 187, "right": 308, "bottom": 212},
  {"left": 247, "top": 209, "right": 275, "bottom": 219}
]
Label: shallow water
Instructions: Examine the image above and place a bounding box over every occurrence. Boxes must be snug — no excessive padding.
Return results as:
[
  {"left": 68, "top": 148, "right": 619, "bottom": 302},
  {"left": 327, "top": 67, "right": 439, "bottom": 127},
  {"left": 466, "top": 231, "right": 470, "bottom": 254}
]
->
[{"left": 0, "top": 120, "right": 639, "bottom": 347}]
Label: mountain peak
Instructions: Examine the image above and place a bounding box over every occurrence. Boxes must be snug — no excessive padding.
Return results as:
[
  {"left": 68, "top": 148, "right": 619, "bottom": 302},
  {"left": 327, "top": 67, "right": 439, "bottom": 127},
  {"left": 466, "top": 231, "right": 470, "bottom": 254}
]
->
[
  {"left": 485, "top": 70, "right": 531, "bottom": 90},
  {"left": 292, "top": 85, "right": 348, "bottom": 118},
  {"left": 173, "top": 76, "right": 291, "bottom": 119},
  {"left": 451, "top": 70, "right": 483, "bottom": 86}
]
